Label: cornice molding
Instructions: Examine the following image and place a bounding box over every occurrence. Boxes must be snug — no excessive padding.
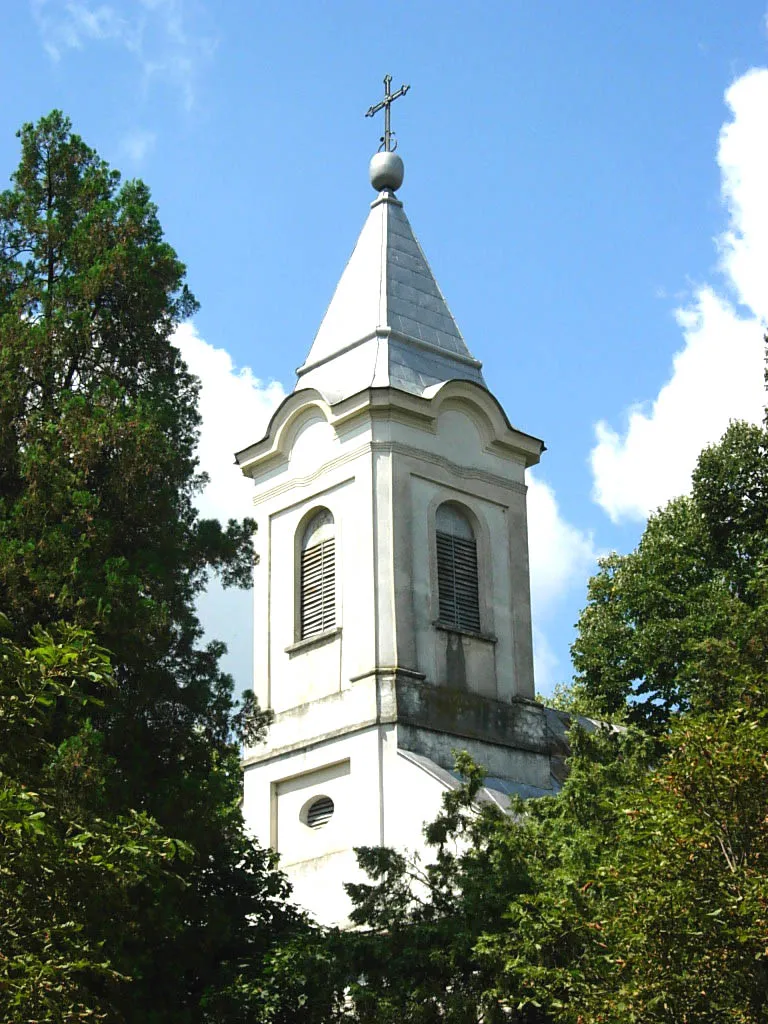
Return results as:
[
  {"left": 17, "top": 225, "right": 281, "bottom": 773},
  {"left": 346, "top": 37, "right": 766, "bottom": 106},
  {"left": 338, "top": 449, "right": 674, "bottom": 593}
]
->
[
  {"left": 251, "top": 444, "right": 370, "bottom": 506},
  {"left": 370, "top": 441, "right": 528, "bottom": 496},
  {"left": 251, "top": 439, "right": 527, "bottom": 507},
  {"left": 236, "top": 382, "right": 544, "bottom": 477}
]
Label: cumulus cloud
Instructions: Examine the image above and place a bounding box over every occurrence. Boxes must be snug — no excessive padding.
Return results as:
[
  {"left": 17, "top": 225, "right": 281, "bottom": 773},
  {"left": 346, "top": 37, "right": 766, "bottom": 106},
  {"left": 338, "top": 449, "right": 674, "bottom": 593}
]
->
[
  {"left": 527, "top": 475, "right": 598, "bottom": 616},
  {"left": 173, "top": 322, "right": 286, "bottom": 522},
  {"left": 172, "top": 322, "right": 285, "bottom": 689},
  {"left": 719, "top": 70, "right": 768, "bottom": 316},
  {"left": 591, "top": 68, "right": 768, "bottom": 523},
  {"left": 527, "top": 474, "right": 600, "bottom": 691},
  {"left": 30, "top": 0, "right": 215, "bottom": 109}
]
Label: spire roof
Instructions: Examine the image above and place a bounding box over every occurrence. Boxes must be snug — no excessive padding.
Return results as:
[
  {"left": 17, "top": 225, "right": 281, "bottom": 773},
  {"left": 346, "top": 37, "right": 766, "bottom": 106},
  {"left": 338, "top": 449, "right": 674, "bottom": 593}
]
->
[{"left": 295, "top": 187, "right": 486, "bottom": 405}]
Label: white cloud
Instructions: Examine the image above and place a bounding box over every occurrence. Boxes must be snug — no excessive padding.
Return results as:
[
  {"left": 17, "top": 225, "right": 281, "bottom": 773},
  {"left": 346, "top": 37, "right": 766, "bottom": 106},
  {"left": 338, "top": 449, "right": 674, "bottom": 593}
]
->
[
  {"left": 719, "top": 70, "right": 768, "bottom": 319},
  {"left": 172, "top": 322, "right": 286, "bottom": 690},
  {"left": 591, "top": 67, "right": 768, "bottom": 523},
  {"left": 30, "top": 0, "right": 215, "bottom": 108},
  {"left": 173, "top": 322, "right": 286, "bottom": 523},
  {"left": 121, "top": 128, "right": 156, "bottom": 162},
  {"left": 526, "top": 474, "right": 599, "bottom": 692},
  {"left": 527, "top": 475, "right": 598, "bottom": 617},
  {"left": 30, "top": 0, "right": 138, "bottom": 59}
]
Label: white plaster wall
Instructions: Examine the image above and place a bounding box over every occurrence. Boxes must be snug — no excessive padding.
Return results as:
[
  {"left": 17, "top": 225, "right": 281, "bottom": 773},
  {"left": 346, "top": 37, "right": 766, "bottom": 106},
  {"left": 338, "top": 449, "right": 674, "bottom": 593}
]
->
[
  {"left": 506, "top": 487, "right": 536, "bottom": 700},
  {"left": 242, "top": 722, "right": 455, "bottom": 925},
  {"left": 267, "top": 486, "right": 347, "bottom": 712},
  {"left": 434, "top": 407, "right": 487, "bottom": 465},
  {"left": 253, "top": 425, "right": 378, "bottom": 713},
  {"left": 406, "top": 471, "right": 521, "bottom": 698},
  {"left": 380, "top": 399, "right": 528, "bottom": 485},
  {"left": 243, "top": 726, "right": 388, "bottom": 926},
  {"left": 288, "top": 412, "right": 338, "bottom": 472},
  {"left": 275, "top": 759, "right": 351, "bottom": 863},
  {"left": 383, "top": 745, "right": 450, "bottom": 854},
  {"left": 372, "top": 448, "right": 397, "bottom": 669},
  {"left": 286, "top": 849, "right": 361, "bottom": 927},
  {"left": 242, "top": 387, "right": 539, "bottom": 925},
  {"left": 383, "top": 403, "right": 534, "bottom": 699},
  {"left": 250, "top": 394, "right": 534, "bottom": 716}
]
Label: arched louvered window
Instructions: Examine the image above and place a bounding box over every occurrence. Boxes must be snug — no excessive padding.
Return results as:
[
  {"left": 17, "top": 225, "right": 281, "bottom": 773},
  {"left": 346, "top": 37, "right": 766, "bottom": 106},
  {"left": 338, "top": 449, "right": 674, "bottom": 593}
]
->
[
  {"left": 435, "top": 503, "right": 481, "bottom": 633},
  {"left": 300, "top": 509, "right": 336, "bottom": 639}
]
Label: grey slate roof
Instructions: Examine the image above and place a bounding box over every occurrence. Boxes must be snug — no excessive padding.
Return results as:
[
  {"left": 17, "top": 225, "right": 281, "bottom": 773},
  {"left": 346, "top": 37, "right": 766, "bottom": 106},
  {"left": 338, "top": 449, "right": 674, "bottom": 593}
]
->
[
  {"left": 398, "top": 749, "right": 557, "bottom": 812},
  {"left": 295, "top": 190, "right": 486, "bottom": 404}
]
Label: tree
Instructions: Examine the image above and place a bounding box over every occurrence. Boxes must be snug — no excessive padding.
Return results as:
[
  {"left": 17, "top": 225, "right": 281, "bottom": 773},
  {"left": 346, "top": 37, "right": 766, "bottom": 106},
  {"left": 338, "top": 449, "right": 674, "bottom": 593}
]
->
[
  {"left": 0, "top": 112, "right": 308, "bottom": 1020},
  {"left": 571, "top": 417, "right": 768, "bottom": 727},
  {"left": 0, "top": 616, "right": 193, "bottom": 1022},
  {"left": 336, "top": 706, "right": 768, "bottom": 1023},
  {"left": 335, "top": 408, "right": 768, "bottom": 1023}
]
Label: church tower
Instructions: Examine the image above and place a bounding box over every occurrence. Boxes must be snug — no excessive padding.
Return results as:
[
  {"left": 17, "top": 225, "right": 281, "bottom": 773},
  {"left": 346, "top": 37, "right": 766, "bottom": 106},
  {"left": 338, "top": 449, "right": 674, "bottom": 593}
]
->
[{"left": 236, "top": 81, "right": 552, "bottom": 925}]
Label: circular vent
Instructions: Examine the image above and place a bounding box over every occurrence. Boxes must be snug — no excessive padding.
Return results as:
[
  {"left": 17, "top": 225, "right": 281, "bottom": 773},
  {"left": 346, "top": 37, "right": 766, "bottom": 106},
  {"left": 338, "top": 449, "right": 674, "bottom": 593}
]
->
[{"left": 306, "top": 795, "right": 334, "bottom": 829}]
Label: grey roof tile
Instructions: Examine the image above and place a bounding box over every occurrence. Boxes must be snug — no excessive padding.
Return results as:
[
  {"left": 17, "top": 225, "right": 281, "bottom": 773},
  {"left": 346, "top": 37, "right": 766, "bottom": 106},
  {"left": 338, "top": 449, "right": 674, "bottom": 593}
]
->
[{"left": 296, "top": 191, "right": 486, "bottom": 402}]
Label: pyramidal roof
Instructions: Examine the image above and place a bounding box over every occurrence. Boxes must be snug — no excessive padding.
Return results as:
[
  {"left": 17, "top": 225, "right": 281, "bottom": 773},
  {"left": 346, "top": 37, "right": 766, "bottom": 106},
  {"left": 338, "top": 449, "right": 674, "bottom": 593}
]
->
[{"left": 295, "top": 184, "right": 486, "bottom": 404}]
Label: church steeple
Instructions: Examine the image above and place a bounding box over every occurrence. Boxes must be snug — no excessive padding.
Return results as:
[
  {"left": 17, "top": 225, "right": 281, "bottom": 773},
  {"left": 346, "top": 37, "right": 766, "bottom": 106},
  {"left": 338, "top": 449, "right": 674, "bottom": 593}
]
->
[
  {"left": 296, "top": 87, "right": 485, "bottom": 405},
  {"left": 238, "top": 82, "right": 550, "bottom": 928}
]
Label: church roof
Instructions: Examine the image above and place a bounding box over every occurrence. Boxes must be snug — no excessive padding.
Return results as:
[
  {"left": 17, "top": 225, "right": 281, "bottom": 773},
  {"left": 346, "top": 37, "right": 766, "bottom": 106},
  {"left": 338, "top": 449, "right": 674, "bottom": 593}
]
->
[{"left": 295, "top": 184, "right": 486, "bottom": 405}]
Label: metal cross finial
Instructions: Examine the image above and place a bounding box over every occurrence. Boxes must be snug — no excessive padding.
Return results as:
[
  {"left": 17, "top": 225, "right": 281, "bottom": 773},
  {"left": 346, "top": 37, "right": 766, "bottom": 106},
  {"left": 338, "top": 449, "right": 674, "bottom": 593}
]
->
[{"left": 365, "top": 74, "right": 410, "bottom": 152}]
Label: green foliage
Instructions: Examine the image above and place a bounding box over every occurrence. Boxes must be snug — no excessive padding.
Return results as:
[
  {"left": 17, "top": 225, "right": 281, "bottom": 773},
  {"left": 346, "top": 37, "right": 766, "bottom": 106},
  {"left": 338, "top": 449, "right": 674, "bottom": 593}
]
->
[
  {"left": 338, "top": 404, "right": 768, "bottom": 1022},
  {"left": 0, "top": 622, "right": 191, "bottom": 1022},
  {"left": 0, "top": 112, "right": 308, "bottom": 1020},
  {"left": 572, "top": 419, "right": 768, "bottom": 727},
  {"left": 538, "top": 680, "right": 613, "bottom": 720},
  {"left": 207, "top": 928, "right": 349, "bottom": 1024},
  {"left": 479, "top": 699, "right": 768, "bottom": 1022},
  {"left": 338, "top": 707, "right": 768, "bottom": 1023}
]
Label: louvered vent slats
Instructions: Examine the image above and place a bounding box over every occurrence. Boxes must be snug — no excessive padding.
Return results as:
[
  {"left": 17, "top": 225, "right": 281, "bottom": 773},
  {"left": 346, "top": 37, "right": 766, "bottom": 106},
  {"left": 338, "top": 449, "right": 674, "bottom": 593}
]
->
[
  {"left": 436, "top": 531, "right": 480, "bottom": 632},
  {"left": 306, "top": 796, "right": 334, "bottom": 829},
  {"left": 301, "top": 538, "right": 336, "bottom": 638}
]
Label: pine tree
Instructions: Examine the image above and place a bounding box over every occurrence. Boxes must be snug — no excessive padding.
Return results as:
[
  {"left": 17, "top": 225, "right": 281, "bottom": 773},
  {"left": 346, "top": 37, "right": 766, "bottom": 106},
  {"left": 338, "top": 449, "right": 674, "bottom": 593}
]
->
[{"left": 0, "top": 111, "right": 302, "bottom": 1021}]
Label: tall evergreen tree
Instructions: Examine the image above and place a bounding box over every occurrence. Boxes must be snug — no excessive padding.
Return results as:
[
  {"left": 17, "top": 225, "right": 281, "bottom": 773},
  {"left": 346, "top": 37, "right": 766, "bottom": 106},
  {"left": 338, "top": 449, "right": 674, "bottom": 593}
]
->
[
  {"left": 0, "top": 112, "right": 301, "bottom": 1020},
  {"left": 0, "top": 619, "right": 195, "bottom": 1022}
]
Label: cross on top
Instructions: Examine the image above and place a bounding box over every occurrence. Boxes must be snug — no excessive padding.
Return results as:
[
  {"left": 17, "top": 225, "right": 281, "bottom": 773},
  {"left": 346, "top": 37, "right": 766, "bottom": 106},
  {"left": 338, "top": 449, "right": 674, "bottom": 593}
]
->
[{"left": 365, "top": 74, "right": 410, "bottom": 153}]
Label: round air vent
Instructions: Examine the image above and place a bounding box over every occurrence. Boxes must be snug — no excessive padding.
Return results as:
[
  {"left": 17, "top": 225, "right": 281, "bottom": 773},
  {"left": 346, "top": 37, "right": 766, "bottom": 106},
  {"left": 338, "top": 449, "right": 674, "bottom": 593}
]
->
[{"left": 306, "top": 795, "right": 334, "bottom": 829}]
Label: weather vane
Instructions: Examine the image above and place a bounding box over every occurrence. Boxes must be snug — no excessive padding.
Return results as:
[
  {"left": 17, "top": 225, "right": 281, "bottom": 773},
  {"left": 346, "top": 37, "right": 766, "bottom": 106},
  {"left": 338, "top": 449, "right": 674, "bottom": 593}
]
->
[{"left": 365, "top": 74, "right": 410, "bottom": 152}]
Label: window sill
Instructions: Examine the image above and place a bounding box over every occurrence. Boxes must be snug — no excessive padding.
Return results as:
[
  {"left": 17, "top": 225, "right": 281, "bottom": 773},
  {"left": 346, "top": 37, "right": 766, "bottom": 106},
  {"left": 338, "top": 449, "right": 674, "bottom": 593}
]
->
[
  {"left": 434, "top": 621, "right": 497, "bottom": 644},
  {"left": 285, "top": 626, "right": 342, "bottom": 656}
]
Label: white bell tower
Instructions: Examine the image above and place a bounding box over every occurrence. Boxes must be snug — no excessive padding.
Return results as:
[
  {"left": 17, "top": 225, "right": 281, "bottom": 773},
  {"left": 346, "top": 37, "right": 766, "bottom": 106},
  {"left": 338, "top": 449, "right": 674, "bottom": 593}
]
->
[{"left": 237, "top": 90, "right": 554, "bottom": 924}]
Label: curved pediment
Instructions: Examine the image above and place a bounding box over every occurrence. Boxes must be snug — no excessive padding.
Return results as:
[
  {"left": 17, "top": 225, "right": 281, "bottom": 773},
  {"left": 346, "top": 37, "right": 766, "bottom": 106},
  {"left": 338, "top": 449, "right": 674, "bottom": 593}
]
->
[
  {"left": 235, "top": 379, "right": 544, "bottom": 480},
  {"left": 235, "top": 387, "right": 333, "bottom": 474},
  {"left": 424, "top": 379, "right": 545, "bottom": 466}
]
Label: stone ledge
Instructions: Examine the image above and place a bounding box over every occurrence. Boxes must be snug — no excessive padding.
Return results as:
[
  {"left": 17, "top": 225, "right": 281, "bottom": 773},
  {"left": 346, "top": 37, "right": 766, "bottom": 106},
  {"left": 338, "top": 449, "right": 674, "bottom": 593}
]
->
[
  {"left": 242, "top": 671, "right": 550, "bottom": 768},
  {"left": 434, "top": 621, "right": 497, "bottom": 643},
  {"left": 285, "top": 626, "right": 342, "bottom": 656},
  {"left": 397, "top": 726, "right": 552, "bottom": 792},
  {"left": 394, "top": 677, "right": 549, "bottom": 756}
]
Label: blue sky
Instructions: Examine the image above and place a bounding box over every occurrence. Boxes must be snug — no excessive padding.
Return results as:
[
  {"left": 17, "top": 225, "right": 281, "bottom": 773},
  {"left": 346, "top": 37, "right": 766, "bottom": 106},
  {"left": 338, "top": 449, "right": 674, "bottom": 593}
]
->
[{"left": 2, "top": 1, "right": 767, "bottom": 695}]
